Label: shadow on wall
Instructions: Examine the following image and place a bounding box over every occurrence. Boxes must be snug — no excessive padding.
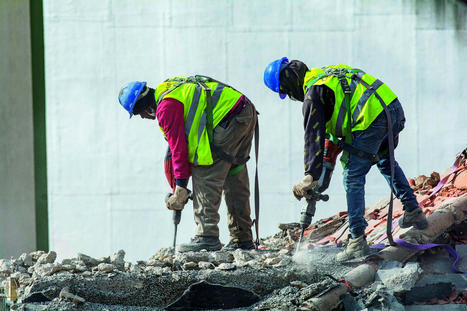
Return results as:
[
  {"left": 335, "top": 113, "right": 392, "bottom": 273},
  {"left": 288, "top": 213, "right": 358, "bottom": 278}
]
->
[{"left": 421, "top": 0, "right": 467, "bottom": 34}]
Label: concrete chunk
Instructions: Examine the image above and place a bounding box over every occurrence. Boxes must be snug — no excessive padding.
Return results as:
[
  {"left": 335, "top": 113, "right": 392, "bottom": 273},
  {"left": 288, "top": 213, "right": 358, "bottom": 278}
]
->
[
  {"left": 198, "top": 261, "right": 215, "bottom": 269},
  {"left": 34, "top": 263, "right": 63, "bottom": 277},
  {"left": 97, "top": 263, "right": 114, "bottom": 273},
  {"left": 210, "top": 252, "right": 234, "bottom": 264},
  {"left": 36, "top": 251, "right": 57, "bottom": 265},
  {"left": 19, "top": 253, "right": 34, "bottom": 266},
  {"left": 77, "top": 253, "right": 98, "bottom": 267},
  {"left": 376, "top": 261, "right": 421, "bottom": 293},
  {"left": 0, "top": 259, "right": 13, "bottom": 274},
  {"left": 110, "top": 250, "right": 125, "bottom": 267},
  {"left": 216, "top": 263, "right": 236, "bottom": 271}
]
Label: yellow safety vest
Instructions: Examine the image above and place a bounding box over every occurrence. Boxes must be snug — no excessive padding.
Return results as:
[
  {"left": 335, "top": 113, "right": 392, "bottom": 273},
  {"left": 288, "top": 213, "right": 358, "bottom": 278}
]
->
[
  {"left": 303, "top": 64, "right": 397, "bottom": 138},
  {"left": 154, "top": 76, "right": 243, "bottom": 165}
]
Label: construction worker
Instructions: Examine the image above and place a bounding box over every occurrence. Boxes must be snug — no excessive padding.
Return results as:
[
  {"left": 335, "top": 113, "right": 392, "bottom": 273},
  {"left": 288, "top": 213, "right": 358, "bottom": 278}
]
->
[
  {"left": 118, "top": 76, "right": 258, "bottom": 252},
  {"left": 264, "top": 58, "right": 428, "bottom": 261}
]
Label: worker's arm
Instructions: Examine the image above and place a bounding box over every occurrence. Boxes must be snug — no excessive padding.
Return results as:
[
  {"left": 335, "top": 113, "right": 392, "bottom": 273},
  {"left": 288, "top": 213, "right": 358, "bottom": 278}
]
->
[
  {"left": 302, "top": 85, "right": 334, "bottom": 181},
  {"left": 156, "top": 98, "right": 191, "bottom": 188}
]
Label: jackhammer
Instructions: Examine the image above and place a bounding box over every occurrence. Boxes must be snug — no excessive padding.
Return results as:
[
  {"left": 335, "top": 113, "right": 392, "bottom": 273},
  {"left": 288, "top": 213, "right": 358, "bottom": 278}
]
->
[
  {"left": 165, "top": 190, "right": 193, "bottom": 252},
  {"left": 295, "top": 138, "right": 340, "bottom": 252},
  {"left": 296, "top": 187, "right": 329, "bottom": 252}
]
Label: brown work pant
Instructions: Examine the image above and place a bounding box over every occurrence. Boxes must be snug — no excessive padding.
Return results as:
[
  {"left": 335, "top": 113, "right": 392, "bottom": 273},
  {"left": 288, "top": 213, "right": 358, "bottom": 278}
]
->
[{"left": 192, "top": 99, "right": 257, "bottom": 242}]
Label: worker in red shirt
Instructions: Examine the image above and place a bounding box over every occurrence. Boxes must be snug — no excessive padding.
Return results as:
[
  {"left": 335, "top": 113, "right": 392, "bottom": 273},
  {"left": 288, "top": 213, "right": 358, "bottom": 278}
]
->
[{"left": 118, "top": 76, "right": 258, "bottom": 252}]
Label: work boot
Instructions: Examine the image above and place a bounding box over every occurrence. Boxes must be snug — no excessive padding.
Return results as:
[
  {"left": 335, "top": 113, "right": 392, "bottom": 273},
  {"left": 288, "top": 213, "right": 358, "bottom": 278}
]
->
[
  {"left": 177, "top": 236, "right": 222, "bottom": 253},
  {"left": 398, "top": 207, "right": 428, "bottom": 230},
  {"left": 222, "top": 240, "right": 255, "bottom": 251},
  {"left": 336, "top": 235, "right": 369, "bottom": 262}
]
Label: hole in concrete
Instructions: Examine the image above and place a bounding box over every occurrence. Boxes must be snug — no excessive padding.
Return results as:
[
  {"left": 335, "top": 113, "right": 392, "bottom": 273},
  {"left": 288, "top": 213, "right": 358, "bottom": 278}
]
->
[
  {"left": 166, "top": 281, "right": 260, "bottom": 310},
  {"left": 22, "top": 291, "right": 51, "bottom": 303}
]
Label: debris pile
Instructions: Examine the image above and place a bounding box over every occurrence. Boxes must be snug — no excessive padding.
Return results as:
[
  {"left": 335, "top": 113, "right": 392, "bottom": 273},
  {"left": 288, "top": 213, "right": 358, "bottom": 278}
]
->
[
  {"left": 0, "top": 243, "right": 354, "bottom": 310},
  {"left": 1, "top": 149, "right": 466, "bottom": 310}
]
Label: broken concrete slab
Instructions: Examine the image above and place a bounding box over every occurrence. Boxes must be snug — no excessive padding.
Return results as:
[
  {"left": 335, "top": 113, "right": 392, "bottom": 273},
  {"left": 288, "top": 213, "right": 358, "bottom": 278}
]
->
[
  {"left": 22, "top": 266, "right": 320, "bottom": 308},
  {"left": 403, "top": 282, "right": 454, "bottom": 304},
  {"left": 419, "top": 248, "right": 457, "bottom": 274},
  {"left": 456, "top": 244, "right": 467, "bottom": 271},
  {"left": 77, "top": 253, "right": 99, "bottom": 267},
  {"left": 346, "top": 281, "right": 405, "bottom": 311},
  {"left": 416, "top": 274, "right": 467, "bottom": 291},
  {"left": 376, "top": 261, "right": 422, "bottom": 293}
]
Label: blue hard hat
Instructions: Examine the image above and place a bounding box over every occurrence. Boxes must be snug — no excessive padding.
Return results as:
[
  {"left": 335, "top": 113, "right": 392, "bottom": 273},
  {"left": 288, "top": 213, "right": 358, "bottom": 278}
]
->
[
  {"left": 118, "top": 81, "right": 147, "bottom": 118},
  {"left": 264, "top": 57, "right": 289, "bottom": 99}
]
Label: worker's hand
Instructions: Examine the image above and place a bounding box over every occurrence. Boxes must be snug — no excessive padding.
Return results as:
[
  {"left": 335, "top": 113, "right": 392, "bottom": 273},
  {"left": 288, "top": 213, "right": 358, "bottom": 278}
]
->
[
  {"left": 166, "top": 186, "right": 189, "bottom": 210},
  {"left": 292, "top": 175, "right": 318, "bottom": 200}
]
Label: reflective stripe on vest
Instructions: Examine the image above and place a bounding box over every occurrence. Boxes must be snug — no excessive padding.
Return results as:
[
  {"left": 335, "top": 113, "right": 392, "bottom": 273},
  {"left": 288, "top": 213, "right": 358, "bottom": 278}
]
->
[
  {"left": 303, "top": 65, "right": 397, "bottom": 137},
  {"left": 335, "top": 75, "right": 360, "bottom": 137},
  {"left": 155, "top": 77, "right": 241, "bottom": 165},
  {"left": 192, "top": 84, "right": 225, "bottom": 164}
]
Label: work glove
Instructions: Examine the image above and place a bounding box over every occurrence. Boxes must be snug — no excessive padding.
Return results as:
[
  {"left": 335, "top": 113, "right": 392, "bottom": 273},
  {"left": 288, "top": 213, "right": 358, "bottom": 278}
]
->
[
  {"left": 292, "top": 175, "right": 318, "bottom": 201},
  {"left": 166, "top": 186, "right": 189, "bottom": 211}
]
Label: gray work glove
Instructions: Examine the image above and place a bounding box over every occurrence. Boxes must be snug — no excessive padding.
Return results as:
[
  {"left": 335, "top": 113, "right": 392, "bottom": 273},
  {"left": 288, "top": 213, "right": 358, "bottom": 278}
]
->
[
  {"left": 166, "top": 186, "right": 189, "bottom": 210},
  {"left": 292, "top": 175, "right": 318, "bottom": 200}
]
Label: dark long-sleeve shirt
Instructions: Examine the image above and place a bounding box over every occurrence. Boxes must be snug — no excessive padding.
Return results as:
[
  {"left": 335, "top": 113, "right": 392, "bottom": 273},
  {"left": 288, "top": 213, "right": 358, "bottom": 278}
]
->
[{"left": 303, "top": 85, "right": 335, "bottom": 180}]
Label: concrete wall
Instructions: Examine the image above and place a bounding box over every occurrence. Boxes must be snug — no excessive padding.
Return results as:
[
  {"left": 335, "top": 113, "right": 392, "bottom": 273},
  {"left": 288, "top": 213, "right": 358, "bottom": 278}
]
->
[
  {"left": 0, "top": 0, "right": 36, "bottom": 258},
  {"left": 43, "top": 0, "right": 467, "bottom": 262}
]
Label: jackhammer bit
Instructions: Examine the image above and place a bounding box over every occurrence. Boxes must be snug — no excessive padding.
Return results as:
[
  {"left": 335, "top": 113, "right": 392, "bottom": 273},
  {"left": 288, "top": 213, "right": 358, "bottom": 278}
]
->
[
  {"left": 296, "top": 188, "right": 329, "bottom": 253},
  {"left": 165, "top": 190, "right": 193, "bottom": 252}
]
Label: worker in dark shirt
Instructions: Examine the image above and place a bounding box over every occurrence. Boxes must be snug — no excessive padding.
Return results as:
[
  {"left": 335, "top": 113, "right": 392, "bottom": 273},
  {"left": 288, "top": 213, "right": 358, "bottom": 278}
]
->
[{"left": 264, "top": 58, "right": 428, "bottom": 261}]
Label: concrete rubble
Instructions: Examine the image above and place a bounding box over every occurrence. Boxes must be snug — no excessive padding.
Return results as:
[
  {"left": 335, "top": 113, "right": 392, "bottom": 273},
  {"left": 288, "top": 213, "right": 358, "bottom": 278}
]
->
[
  {"left": 1, "top": 150, "right": 466, "bottom": 310},
  {"left": 0, "top": 245, "right": 353, "bottom": 310}
]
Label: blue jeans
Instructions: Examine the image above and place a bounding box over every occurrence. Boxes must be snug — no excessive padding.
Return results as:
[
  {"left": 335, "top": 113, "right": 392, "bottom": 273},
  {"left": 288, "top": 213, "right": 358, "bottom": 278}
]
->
[{"left": 343, "top": 99, "right": 419, "bottom": 238}]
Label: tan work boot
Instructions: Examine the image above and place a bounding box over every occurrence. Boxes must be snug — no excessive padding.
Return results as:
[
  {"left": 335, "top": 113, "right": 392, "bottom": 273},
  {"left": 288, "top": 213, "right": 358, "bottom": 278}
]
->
[
  {"left": 398, "top": 207, "right": 428, "bottom": 230},
  {"left": 336, "top": 235, "right": 369, "bottom": 262}
]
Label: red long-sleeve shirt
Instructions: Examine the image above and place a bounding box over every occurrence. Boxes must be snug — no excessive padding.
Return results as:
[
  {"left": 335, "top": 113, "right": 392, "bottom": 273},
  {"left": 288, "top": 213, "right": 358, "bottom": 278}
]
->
[
  {"left": 156, "top": 96, "right": 244, "bottom": 182},
  {"left": 156, "top": 98, "right": 191, "bottom": 180}
]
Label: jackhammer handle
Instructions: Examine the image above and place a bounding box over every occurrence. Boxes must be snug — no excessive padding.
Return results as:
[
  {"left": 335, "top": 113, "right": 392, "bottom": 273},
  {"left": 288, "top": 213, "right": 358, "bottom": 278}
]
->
[{"left": 306, "top": 189, "right": 329, "bottom": 202}]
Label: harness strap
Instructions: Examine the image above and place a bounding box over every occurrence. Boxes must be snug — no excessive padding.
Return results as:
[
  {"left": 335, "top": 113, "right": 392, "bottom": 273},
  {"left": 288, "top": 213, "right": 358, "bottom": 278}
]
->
[
  {"left": 348, "top": 74, "right": 396, "bottom": 245},
  {"left": 337, "top": 74, "right": 353, "bottom": 164},
  {"left": 227, "top": 164, "right": 245, "bottom": 176},
  {"left": 322, "top": 69, "right": 396, "bottom": 246},
  {"left": 335, "top": 139, "right": 380, "bottom": 164},
  {"left": 376, "top": 95, "right": 396, "bottom": 246},
  {"left": 253, "top": 119, "right": 260, "bottom": 247},
  {"left": 195, "top": 80, "right": 213, "bottom": 143}
]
